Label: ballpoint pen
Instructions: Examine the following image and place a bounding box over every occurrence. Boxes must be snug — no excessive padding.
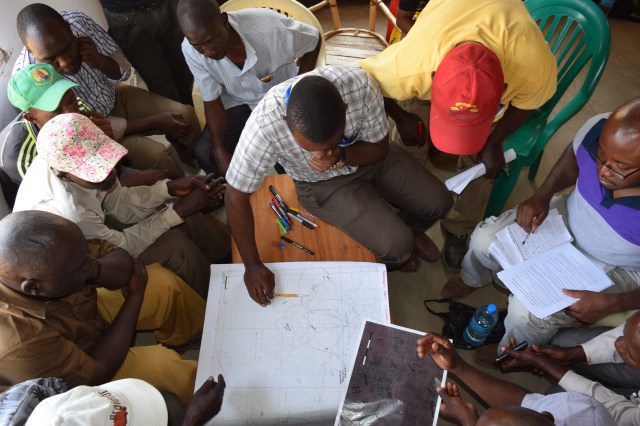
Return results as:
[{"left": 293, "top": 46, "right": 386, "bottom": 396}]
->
[{"left": 522, "top": 216, "right": 538, "bottom": 245}]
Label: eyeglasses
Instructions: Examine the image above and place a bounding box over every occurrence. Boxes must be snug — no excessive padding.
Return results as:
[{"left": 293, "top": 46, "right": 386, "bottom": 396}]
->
[{"left": 587, "top": 140, "right": 640, "bottom": 180}]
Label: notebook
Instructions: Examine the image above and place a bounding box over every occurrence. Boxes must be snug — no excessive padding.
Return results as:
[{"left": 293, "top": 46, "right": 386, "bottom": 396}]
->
[{"left": 489, "top": 210, "right": 573, "bottom": 269}]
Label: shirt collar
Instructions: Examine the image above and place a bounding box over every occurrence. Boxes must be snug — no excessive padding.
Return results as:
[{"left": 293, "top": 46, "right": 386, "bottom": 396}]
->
[
  {"left": 0, "top": 282, "right": 46, "bottom": 319},
  {"left": 227, "top": 12, "right": 257, "bottom": 74}
]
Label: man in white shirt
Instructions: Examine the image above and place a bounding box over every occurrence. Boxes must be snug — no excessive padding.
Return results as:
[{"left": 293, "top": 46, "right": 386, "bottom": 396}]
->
[
  {"left": 499, "top": 310, "right": 640, "bottom": 425},
  {"left": 13, "top": 113, "right": 230, "bottom": 298},
  {"left": 417, "top": 332, "right": 616, "bottom": 426},
  {"left": 177, "top": 0, "right": 320, "bottom": 174}
]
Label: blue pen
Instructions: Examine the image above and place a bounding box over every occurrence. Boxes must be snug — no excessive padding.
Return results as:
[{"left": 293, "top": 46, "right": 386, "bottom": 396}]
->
[{"left": 270, "top": 203, "right": 290, "bottom": 229}]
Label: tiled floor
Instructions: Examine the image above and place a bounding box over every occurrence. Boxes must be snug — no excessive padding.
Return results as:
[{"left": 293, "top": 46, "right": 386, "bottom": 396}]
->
[{"left": 187, "top": 3, "right": 640, "bottom": 423}]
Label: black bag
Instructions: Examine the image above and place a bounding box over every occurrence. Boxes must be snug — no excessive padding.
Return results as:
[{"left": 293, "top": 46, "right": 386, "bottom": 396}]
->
[{"left": 423, "top": 298, "right": 507, "bottom": 350}]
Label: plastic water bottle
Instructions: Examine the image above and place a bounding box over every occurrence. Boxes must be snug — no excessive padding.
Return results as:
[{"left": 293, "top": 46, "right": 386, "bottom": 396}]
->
[{"left": 463, "top": 304, "right": 499, "bottom": 347}]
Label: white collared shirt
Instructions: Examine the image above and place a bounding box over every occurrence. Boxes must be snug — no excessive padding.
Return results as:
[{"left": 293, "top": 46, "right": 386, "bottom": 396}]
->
[{"left": 181, "top": 8, "right": 319, "bottom": 109}]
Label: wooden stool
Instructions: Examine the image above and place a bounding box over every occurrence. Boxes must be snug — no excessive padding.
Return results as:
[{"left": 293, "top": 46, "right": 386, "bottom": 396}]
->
[{"left": 231, "top": 174, "right": 376, "bottom": 263}]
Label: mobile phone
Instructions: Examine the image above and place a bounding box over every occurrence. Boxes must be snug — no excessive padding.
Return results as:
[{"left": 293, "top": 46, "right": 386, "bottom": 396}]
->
[{"left": 495, "top": 341, "right": 528, "bottom": 363}]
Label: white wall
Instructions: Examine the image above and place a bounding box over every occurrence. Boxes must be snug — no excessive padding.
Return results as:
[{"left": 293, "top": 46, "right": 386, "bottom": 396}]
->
[{"left": 0, "top": 0, "right": 107, "bottom": 128}]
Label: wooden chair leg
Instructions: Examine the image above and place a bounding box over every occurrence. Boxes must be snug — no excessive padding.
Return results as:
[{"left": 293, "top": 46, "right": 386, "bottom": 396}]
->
[{"left": 325, "top": 0, "right": 342, "bottom": 30}]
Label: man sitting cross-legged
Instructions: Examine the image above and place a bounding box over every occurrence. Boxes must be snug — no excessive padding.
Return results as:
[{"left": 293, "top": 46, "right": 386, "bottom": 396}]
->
[
  {"left": 225, "top": 66, "right": 452, "bottom": 306},
  {"left": 441, "top": 97, "right": 640, "bottom": 364},
  {"left": 14, "top": 3, "right": 200, "bottom": 173},
  {"left": 0, "top": 210, "right": 204, "bottom": 406},
  {"left": 13, "top": 113, "right": 230, "bottom": 298}
]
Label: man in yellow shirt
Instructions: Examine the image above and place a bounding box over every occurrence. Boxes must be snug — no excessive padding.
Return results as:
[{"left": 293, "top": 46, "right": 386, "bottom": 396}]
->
[{"left": 361, "top": 0, "right": 557, "bottom": 288}]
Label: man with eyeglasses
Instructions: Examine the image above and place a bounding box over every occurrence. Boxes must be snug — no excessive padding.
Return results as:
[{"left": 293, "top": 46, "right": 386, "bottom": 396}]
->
[{"left": 448, "top": 98, "right": 640, "bottom": 366}]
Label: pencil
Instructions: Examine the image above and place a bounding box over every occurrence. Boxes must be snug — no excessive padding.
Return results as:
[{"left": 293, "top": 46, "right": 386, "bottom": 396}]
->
[{"left": 274, "top": 293, "right": 299, "bottom": 297}]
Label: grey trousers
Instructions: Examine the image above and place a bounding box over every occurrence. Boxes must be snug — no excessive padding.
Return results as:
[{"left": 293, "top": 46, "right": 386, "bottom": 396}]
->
[
  {"left": 549, "top": 327, "right": 640, "bottom": 397},
  {"left": 294, "top": 145, "right": 452, "bottom": 268},
  {"left": 139, "top": 213, "right": 230, "bottom": 299},
  {"left": 104, "top": 0, "right": 195, "bottom": 105}
]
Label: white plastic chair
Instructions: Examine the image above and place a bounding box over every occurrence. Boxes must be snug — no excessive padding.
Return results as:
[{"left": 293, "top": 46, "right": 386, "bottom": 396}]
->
[{"left": 220, "top": 0, "right": 326, "bottom": 67}]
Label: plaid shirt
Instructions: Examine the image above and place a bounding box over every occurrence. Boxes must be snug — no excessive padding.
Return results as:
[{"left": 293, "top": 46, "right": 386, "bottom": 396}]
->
[
  {"left": 13, "top": 10, "right": 131, "bottom": 117},
  {"left": 226, "top": 66, "right": 388, "bottom": 193},
  {"left": 182, "top": 9, "right": 319, "bottom": 109}
]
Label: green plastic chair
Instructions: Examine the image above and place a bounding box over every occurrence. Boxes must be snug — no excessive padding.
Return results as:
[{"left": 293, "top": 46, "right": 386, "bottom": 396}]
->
[{"left": 483, "top": 0, "right": 611, "bottom": 217}]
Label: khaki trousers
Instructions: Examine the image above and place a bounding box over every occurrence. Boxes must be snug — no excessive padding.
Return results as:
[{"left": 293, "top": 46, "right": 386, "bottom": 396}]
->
[
  {"left": 295, "top": 146, "right": 452, "bottom": 268},
  {"left": 111, "top": 85, "right": 201, "bottom": 175},
  {"left": 389, "top": 99, "right": 493, "bottom": 235},
  {"left": 97, "top": 263, "right": 205, "bottom": 406}
]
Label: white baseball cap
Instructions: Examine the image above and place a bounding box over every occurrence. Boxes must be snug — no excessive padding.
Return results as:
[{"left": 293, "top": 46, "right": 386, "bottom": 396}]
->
[{"left": 25, "top": 379, "right": 168, "bottom": 426}]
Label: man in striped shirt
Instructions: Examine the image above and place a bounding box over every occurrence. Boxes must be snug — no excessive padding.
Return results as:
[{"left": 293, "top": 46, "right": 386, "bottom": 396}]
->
[{"left": 13, "top": 3, "right": 200, "bottom": 174}]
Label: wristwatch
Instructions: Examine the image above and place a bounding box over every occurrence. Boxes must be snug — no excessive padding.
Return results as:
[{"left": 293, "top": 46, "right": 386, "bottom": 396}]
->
[{"left": 329, "top": 147, "right": 346, "bottom": 170}]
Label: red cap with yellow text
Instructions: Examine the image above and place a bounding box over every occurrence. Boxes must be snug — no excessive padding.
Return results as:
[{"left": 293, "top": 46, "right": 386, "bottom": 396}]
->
[{"left": 430, "top": 43, "right": 504, "bottom": 155}]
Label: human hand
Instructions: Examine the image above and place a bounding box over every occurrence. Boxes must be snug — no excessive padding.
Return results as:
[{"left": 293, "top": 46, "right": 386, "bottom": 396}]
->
[
  {"left": 212, "top": 147, "right": 232, "bottom": 176},
  {"left": 416, "top": 333, "right": 464, "bottom": 374},
  {"left": 395, "top": 111, "right": 428, "bottom": 147},
  {"left": 499, "top": 343, "right": 569, "bottom": 381},
  {"left": 436, "top": 382, "right": 478, "bottom": 426},
  {"left": 94, "top": 247, "right": 133, "bottom": 289},
  {"left": 531, "top": 343, "right": 587, "bottom": 365},
  {"left": 122, "top": 255, "right": 148, "bottom": 299},
  {"left": 77, "top": 36, "right": 109, "bottom": 71},
  {"left": 153, "top": 112, "right": 191, "bottom": 140},
  {"left": 515, "top": 195, "right": 550, "bottom": 233},
  {"left": 244, "top": 263, "right": 275, "bottom": 306},
  {"left": 563, "top": 289, "right": 618, "bottom": 324},
  {"left": 172, "top": 176, "right": 225, "bottom": 218},
  {"left": 308, "top": 146, "right": 341, "bottom": 172},
  {"left": 84, "top": 111, "right": 114, "bottom": 139},
  {"left": 183, "top": 374, "right": 226, "bottom": 426},
  {"left": 119, "top": 169, "right": 180, "bottom": 188},
  {"left": 168, "top": 173, "right": 216, "bottom": 197},
  {"left": 477, "top": 142, "right": 506, "bottom": 179}
]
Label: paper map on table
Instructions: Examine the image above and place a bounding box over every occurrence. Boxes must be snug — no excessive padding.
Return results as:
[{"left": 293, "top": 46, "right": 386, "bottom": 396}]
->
[{"left": 196, "top": 262, "right": 390, "bottom": 425}]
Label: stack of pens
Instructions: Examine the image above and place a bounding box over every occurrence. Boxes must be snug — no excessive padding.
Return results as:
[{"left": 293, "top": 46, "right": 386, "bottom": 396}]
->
[{"left": 268, "top": 185, "right": 318, "bottom": 234}]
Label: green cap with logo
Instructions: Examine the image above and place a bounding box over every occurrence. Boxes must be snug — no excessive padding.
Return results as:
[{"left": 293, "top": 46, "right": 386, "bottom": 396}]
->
[{"left": 7, "top": 63, "right": 79, "bottom": 112}]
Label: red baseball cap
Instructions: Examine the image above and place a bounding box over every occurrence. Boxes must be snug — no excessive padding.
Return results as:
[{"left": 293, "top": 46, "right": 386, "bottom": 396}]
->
[{"left": 430, "top": 43, "right": 504, "bottom": 155}]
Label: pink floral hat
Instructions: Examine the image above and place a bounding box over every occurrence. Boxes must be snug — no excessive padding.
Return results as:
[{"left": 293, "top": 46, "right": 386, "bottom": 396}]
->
[{"left": 37, "top": 113, "right": 128, "bottom": 183}]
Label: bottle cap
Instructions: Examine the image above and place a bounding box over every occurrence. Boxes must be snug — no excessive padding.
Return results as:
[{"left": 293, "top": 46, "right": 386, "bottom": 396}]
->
[{"left": 487, "top": 304, "right": 497, "bottom": 313}]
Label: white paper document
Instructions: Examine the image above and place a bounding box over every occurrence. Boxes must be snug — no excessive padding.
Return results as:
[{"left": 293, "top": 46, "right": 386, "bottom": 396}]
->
[
  {"left": 445, "top": 149, "right": 517, "bottom": 194},
  {"left": 497, "top": 243, "right": 612, "bottom": 319},
  {"left": 489, "top": 211, "right": 573, "bottom": 268},
  {"left": 197, "top": 262, "right": 391, "bottom": 425}
]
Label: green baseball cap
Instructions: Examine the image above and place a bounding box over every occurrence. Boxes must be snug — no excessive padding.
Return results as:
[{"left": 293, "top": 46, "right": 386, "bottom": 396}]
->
[{"left": 7, "top": 63, "right": 79, "bottom": 112}]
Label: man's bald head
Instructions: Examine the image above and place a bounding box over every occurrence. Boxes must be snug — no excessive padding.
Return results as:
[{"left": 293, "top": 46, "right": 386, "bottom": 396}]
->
[
  {"left": 0, "top": 211, "right": 84, "bottom": 277},
  {"left": 476, "top": 406, "right": 554, "bottom": 426},
  {"left": 605, "top": 97, "right": 640, "bottom": 148},
  {"left": 177, "top": 0, "right": 222, "bottom": 35}
]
